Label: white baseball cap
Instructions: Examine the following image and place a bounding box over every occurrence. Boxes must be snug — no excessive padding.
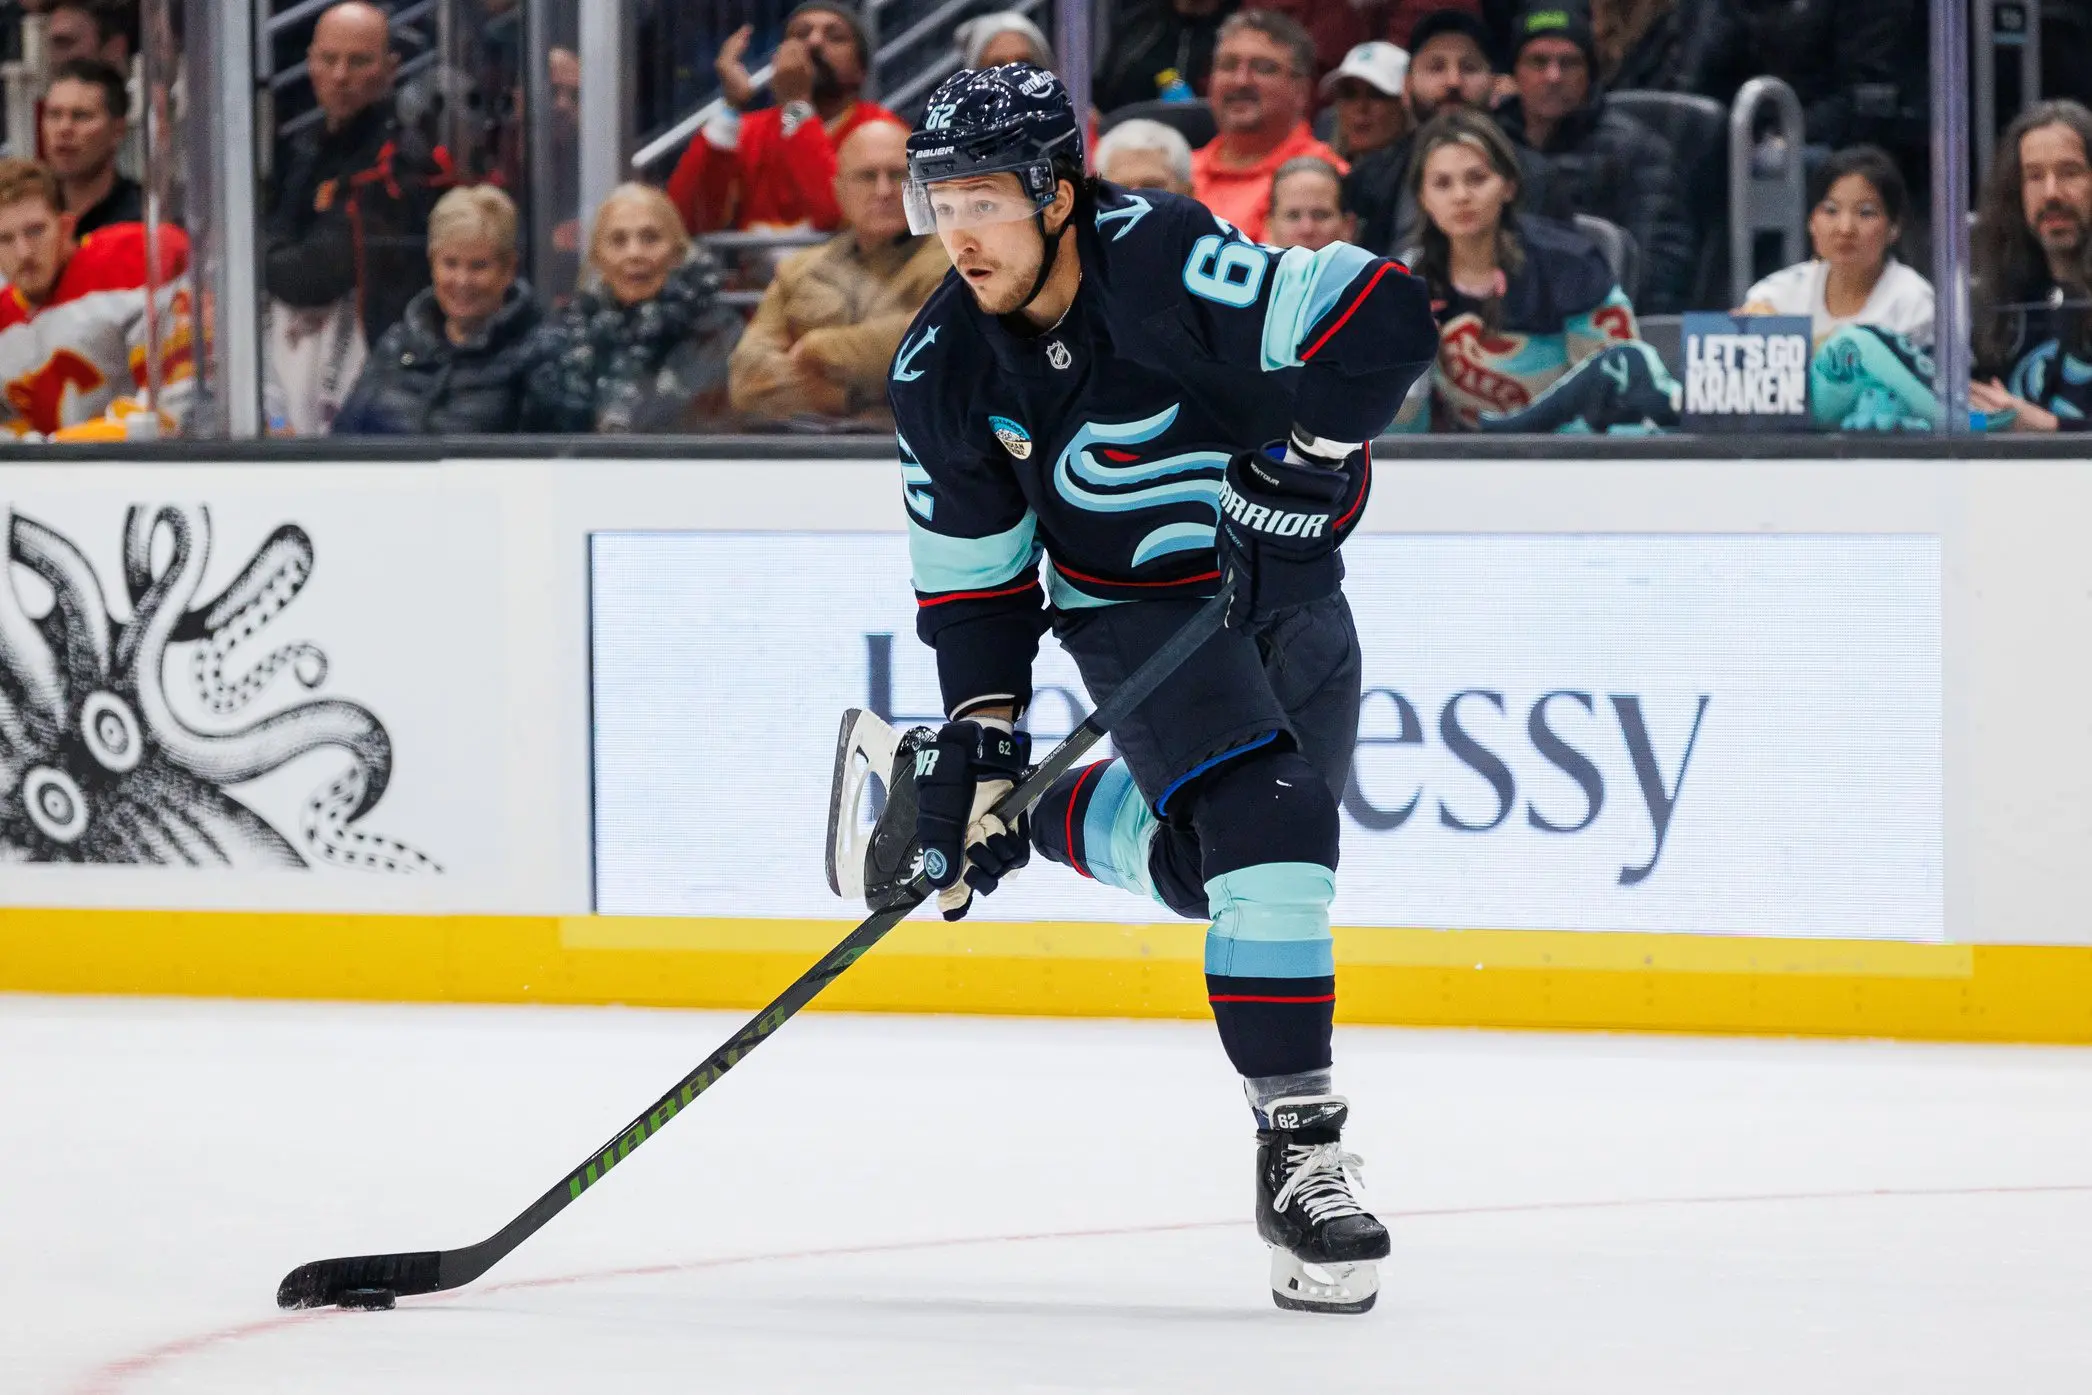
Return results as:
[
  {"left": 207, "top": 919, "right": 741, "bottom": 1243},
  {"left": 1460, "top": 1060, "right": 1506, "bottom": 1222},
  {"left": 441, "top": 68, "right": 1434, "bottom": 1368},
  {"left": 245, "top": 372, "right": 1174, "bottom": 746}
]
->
[{"left": 1319, "top": 41, "right": 1409, "bottom": 99}]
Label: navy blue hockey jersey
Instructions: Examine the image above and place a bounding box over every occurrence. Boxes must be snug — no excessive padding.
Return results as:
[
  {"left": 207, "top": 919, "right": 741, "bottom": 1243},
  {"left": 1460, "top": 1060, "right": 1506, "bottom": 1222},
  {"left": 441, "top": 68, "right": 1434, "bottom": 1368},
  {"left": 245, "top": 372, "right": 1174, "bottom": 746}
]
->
[{"left": 888, "top": 182, "right": 1437, "bottom": 717}]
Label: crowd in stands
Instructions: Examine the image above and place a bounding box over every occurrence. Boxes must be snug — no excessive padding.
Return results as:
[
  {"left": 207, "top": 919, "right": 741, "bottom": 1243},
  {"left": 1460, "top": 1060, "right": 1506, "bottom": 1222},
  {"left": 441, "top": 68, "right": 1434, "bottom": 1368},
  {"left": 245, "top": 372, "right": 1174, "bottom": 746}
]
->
[{"left": 0, "top": 0, "right": 2085, "bottom": 439}]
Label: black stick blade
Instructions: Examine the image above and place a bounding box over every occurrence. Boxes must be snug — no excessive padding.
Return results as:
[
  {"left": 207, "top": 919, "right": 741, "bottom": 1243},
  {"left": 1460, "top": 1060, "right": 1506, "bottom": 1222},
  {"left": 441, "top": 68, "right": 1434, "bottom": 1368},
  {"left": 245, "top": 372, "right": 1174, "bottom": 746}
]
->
[{"left": 277, "top": 1250, "right": 443, "bottom": 1309}]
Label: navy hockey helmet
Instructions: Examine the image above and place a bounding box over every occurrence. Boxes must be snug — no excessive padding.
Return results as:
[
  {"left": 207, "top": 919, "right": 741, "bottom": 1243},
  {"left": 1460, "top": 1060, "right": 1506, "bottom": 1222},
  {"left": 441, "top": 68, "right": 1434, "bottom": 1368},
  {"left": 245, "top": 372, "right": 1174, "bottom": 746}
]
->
[{"left": 903, "top": 63, "right": 1083, "bottom": 237}]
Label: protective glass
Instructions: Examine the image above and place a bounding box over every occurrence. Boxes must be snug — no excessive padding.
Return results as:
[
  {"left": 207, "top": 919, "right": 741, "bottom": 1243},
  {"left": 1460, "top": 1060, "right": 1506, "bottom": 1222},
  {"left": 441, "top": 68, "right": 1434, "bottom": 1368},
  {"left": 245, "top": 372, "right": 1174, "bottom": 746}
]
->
[{"left": 903, "top": 176, "right": 1053, "bottom": 236}]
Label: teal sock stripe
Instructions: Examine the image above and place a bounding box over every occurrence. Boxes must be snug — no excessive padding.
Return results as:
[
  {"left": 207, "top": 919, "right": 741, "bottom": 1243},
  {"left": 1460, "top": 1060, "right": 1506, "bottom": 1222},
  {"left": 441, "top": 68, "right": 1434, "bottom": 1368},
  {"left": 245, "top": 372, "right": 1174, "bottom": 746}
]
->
[
  {"left": 1203, "top": 862, "right": 1335, "bottom": 978},
  {"left": 1079, "top": 759, "right": 1165, "bottom": 904}
]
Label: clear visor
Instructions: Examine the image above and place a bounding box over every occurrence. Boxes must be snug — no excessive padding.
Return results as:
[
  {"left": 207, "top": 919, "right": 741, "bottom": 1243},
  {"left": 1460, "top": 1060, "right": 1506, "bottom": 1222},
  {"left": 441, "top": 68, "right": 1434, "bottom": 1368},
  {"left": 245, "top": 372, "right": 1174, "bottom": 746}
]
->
[{"left": 904, "top": 176, "right": 1054, "bottom": 236}]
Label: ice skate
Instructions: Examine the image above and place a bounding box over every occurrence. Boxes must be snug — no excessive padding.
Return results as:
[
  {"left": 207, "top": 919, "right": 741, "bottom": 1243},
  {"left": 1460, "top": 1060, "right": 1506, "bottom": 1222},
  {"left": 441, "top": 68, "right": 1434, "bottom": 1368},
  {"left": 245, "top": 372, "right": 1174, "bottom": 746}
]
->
[
  {"left": 1255, "top": 1095, "right": 1388, "bottom": 1314},
  {"left": 824, "top": 708, "right": 936, "bottom": 911}
]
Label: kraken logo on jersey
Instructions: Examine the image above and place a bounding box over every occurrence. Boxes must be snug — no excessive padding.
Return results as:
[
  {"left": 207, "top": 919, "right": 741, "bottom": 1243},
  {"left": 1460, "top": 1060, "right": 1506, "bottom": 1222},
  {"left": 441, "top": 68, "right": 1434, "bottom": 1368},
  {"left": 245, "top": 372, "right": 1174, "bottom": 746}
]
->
[
  {"left": 1051, "top": 404, "right": 1228, "bottom": 568},
  {"left": 1095, "top": 195, "right": 1151, "bottom": 242}
]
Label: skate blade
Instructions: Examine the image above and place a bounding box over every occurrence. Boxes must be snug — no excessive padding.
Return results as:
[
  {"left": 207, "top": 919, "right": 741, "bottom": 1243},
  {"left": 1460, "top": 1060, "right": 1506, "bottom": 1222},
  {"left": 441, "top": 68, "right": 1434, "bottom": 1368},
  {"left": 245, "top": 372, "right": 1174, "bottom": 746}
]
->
[
  {"left": 824, "top": 708, "right": 899, "bottom": 901},
  {"left": 1268, "top": 1249, "right": 1379, "bottom": 1315}
]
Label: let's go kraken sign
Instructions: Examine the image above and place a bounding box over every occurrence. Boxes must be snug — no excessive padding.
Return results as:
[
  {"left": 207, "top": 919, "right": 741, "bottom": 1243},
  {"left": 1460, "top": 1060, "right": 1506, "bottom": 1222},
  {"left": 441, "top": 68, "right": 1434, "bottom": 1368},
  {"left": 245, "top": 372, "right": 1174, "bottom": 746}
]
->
[{"left": 590, "top": 532, "right": 1942, "bottom": 940}]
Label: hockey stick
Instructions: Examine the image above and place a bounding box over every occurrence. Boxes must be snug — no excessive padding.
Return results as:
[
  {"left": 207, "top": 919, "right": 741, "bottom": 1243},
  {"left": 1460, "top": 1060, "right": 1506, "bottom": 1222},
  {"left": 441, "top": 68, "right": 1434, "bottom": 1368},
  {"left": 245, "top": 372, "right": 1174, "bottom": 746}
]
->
[{"left": 276, "top": 580, "right": 1233, "bottom": 1309}]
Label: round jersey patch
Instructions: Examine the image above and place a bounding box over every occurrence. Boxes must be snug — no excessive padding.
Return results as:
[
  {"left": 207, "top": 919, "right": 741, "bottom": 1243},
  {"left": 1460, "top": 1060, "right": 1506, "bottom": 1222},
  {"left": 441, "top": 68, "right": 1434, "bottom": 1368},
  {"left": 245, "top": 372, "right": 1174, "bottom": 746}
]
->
[{"left": 989, "top": 415, "right": 1033, "bottom": 459}]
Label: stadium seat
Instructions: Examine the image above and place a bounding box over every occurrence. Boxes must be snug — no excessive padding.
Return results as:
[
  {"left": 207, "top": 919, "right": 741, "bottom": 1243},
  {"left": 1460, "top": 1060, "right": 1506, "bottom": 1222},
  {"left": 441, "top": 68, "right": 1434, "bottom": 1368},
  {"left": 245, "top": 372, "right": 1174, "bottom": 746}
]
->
[
  {"left": 1606, "top": 90, "right": 1729, "bottom": 309},
  {"left": 1572, "top": 214, "right": 1641, "bottom": 304},
  {"left": 1098, "top": 99, "right": 1219, "bottom": 151}
]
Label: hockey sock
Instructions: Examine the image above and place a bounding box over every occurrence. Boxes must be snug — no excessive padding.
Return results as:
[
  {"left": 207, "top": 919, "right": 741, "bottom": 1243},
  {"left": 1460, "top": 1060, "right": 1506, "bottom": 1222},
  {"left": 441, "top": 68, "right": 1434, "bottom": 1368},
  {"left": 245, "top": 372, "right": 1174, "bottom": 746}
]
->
[
  {"left": 1244, "top": 1068, "right": 1335, "bottom": 1124},
  {"left": 1195, "top": 751, "right": 1339, "bottom": 1079},
  {"left": 1029, "top": 758, "right": 1166, "bottom": 903}
]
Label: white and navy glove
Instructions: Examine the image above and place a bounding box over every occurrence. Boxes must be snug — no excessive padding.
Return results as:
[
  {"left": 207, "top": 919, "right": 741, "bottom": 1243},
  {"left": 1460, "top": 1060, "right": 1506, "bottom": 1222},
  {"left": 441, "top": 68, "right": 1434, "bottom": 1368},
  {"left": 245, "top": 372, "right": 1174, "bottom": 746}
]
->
[
  {"left": 914, "top": 720, "right": 1032, "bottom": 921},
  {"left": 1213, "top": 433, "right": 1365, "bottom": 629}
]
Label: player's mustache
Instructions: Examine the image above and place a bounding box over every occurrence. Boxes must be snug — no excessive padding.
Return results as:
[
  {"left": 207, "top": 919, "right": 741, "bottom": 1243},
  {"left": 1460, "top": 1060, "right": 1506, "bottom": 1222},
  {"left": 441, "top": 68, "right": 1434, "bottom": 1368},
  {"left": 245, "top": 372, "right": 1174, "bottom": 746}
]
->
[{"left": 2036, "top": 200, "right": 2083, "bottom": 225}]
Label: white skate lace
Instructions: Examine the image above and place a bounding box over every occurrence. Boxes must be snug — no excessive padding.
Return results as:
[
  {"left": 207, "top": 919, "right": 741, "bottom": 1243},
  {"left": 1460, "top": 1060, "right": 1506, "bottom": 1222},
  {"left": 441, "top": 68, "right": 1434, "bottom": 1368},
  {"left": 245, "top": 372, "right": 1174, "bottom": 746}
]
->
[{"left": 1273, "top": 1141, "right": 1369, "bottom": 1224}]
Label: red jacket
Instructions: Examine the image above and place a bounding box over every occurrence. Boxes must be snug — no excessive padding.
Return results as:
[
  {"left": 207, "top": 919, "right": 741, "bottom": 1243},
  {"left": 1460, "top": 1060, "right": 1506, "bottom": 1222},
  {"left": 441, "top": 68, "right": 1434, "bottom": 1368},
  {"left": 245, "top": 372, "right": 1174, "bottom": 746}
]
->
[
  {"left": 667, "top": 100, "right": 900, "bottom": 235},
  {"left": 0, "top": 221, "right": 192, "bottom": 436},
  {"left": 1263, "top": 0, "right": 1485, "bottom": 98}
]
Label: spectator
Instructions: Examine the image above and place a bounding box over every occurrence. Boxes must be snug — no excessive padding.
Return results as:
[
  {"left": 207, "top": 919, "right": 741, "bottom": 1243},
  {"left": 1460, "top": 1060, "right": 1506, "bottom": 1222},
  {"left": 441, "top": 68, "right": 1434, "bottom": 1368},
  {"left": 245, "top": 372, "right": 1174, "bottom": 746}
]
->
[
  {"left": 1590, "top": 0, "right": 1711, "bottom": 92},
  {"left": 1969, "top": 102, "right": 2092, "bottom": 433},
  {"left": 1320, "top": 40, "right": 1409, "bottom": 161},
  {"left": 1345, "top": 9, "right": 1568, "bottom": 256},
  {"left": 1093, "top": 0, "right": 1237, "bottom": 115},
  {"left": 1494, "top": 4, "right": 1693, "bottom": 312},
  {"left": 666, "top": 3, "right": 897, "bottom": 235},
  {"left": 263, "top": 0, "right": 444, "bottom": 434},
  {"left": 1096, "top": 118, "right": 1196, "bottom": 195},
  {"left": 0, "top": 157, "right": 191, "bottom": 440},
  {"left": 333, "top": 185, "right": 543, "bottom": 435},
  {"left": 1191, "top": 10, "right": 1346, "bottom": 243},
  {"left": 1265, "top": 155, "right": 1355, "bottom": 250},
  {"left": 45, "top": 0, "right": 133, "bottom": 69},
  {"left": 523, "top": 184, "right": 742, "bottom": 433},
  {"left": 1397, "top": 109, "right": 1675, "bottom": 432},
  {"left": 1258, "top": 0, "right": 1480, "bottom": 93},
  {"left": 41, "top": 58, "right": 137, "bottom": 237},
  {"left": 1688, "top": 0, "right": 1913, "bottom": 155},
  {"left": 729, "top": 121, "right": 945, "bottom": 426},
  {"left": 957, "top": 12, "right": 1056, "bottom": 70},
  {"left": 1739, "top": 145, "right": 1932, "bottom": 347}
]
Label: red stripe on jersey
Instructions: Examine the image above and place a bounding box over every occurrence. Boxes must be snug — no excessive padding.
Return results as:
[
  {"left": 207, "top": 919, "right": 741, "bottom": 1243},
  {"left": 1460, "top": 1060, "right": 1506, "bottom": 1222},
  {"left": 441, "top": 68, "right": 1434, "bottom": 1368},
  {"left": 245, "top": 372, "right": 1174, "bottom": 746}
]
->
[
  {"left": 1298, "top": 262, "right": 1394, "bottom": 363},
  {"left": 1052, "top": 561, "right": 1221, "bottom": 589}
]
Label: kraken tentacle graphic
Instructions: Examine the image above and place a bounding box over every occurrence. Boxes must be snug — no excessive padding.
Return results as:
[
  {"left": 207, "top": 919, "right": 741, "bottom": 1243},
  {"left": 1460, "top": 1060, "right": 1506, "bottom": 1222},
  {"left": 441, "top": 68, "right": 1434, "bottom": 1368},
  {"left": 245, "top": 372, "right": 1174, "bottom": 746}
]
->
[{"left": 0, "top": 504, "right": 438, "bottom": 870}]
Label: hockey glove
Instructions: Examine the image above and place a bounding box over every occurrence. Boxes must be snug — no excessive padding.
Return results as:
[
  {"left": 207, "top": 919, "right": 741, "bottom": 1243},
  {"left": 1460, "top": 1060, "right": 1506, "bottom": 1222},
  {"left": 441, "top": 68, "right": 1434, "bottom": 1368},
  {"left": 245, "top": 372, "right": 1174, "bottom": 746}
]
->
[
  {"left": 1213, "top": 443, "right": 1361, "bottom": 629},
  {"left": 914, "top": 720, "right": 1032, "bottom": 921}
]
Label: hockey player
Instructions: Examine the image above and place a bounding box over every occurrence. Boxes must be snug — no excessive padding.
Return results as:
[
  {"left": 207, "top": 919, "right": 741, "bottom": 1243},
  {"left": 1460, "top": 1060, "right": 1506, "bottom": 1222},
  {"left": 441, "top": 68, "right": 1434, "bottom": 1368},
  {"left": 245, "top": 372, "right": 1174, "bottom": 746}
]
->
[
  {"left": 875, "top": 64, "right": 1437, "bottom": 1312},
  {"left": 0, "top": 158, "right": 191, "bottom": 440}
]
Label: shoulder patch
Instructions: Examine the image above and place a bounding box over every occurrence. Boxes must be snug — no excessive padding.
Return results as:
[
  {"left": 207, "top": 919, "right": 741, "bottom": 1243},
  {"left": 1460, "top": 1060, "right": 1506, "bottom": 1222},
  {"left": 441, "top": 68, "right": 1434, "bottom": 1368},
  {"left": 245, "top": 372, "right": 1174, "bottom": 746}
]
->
[{"left": 988, "top": 414, "right": 1031, "bottom": 458}]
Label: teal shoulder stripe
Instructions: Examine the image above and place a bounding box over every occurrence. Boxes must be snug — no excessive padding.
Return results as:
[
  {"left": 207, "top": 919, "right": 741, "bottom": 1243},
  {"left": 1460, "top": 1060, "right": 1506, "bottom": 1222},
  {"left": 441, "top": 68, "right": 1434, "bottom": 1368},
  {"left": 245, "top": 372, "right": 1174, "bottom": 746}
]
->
[
  {"left": 908, "top": 512, "right": 1041, "bottom": 596},
  {"left": 1260, "top": 242, "right": 1378, "bottom": 371}
]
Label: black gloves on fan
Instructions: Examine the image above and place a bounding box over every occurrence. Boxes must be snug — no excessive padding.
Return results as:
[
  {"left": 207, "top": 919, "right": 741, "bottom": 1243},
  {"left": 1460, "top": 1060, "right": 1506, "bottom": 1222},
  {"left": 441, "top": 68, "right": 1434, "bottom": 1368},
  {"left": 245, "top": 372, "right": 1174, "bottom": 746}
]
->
[
  {"left": 1213, "top": 442, "right": 1366, "bottom": 629},
  {"left": 914, "top": 719, "right": 1032, "bottom": 920}
]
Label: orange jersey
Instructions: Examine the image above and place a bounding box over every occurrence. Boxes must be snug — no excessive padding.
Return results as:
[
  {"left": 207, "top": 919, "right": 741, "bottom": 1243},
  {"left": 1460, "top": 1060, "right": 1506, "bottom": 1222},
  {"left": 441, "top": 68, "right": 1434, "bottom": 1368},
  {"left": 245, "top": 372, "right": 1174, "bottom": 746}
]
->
[{"left": 0, "top": 222, "right": 194, "bottom": 437}]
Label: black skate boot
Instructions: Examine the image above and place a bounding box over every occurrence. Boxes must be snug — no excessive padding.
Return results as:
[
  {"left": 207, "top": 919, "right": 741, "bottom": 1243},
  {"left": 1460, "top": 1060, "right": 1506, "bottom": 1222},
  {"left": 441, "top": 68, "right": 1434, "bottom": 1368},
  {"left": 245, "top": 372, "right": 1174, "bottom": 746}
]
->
[
  {"left": 1256, "top": 1095, "right": 1389, "bottom": 1314},
  {"left": 824, "top": 709, "right": 937, "bottom": 911}
]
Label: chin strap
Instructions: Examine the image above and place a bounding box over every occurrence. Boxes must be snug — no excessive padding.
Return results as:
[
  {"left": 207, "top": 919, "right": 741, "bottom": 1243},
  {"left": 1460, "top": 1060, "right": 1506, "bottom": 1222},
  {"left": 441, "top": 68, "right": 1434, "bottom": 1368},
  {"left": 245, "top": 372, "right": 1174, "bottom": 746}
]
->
[{"left": 1015, "top": 208, "right": 1069, "bottom": 315}]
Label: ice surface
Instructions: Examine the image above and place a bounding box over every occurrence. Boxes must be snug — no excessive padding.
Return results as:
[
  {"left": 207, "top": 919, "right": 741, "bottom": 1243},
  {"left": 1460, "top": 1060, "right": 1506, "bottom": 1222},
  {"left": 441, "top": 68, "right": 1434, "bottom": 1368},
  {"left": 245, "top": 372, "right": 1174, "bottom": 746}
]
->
[{"left": 5, "top": 995, "right": 2090, "bottom": 1394}]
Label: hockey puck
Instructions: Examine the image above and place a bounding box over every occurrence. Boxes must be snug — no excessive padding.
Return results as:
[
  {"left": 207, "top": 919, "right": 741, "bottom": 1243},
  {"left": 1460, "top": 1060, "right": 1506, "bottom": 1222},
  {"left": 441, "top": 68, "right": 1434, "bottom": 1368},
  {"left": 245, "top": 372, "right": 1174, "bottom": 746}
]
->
[{"left": 336, "top": 1287, "right": 396, "bottom": 1311}]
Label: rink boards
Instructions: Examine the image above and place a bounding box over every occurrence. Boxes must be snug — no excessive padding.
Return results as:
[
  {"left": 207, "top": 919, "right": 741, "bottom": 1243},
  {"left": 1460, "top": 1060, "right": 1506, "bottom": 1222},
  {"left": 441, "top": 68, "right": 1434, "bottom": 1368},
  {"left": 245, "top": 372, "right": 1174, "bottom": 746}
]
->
[{"left": 1, "top": 451, "right": 2089, "bottom": 1043}]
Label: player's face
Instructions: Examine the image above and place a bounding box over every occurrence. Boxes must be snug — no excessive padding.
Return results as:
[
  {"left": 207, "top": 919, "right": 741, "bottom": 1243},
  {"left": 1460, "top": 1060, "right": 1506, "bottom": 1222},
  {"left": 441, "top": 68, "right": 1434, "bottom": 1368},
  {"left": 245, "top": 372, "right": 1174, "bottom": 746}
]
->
[
  {"left": 0, "top": 198, "right": 73, "bottom": 303},
  {"left": 1418, "top": 140, "right": 1512, "bottom": 242},
  {"left": 40, "top": 79, "right": 122, "bottom": 183},
  {"left": 1809, "top": 172, "right": 1896, "bottom": 277},
  {"left": 1211, "top": 29, "right": 1305, "bottom": 137},
  {"left": 1514, "top": 38, "right": 1589, "bottom": 125},
  {"left": 1267, "top": 169, "right": 1352, "bottom": 252},
  {"left": 1406, "top": 36, "right": 1492, "bottom": 121},
  {"left": 429, "top": 235, "right": 516, "bottom": 334},
  {"left": 934, "top": 174, "right": 1062, "bottom": 315},
  {"left": 1330, "top": 79, "right": 1404, "bottom": 157},
  {"left": 2019, "top": 123, "right": 2092, "bottom": 258}
]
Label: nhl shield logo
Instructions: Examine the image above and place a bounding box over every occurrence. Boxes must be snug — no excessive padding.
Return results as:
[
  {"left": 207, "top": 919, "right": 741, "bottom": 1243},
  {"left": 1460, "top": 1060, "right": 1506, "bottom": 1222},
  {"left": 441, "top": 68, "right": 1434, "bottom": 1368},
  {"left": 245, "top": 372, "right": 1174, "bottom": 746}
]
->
[
  {"left": 1046, "top": 339, "right": 1072, "bottom": 370},
  {"left": 989, "top": 415, "right": 1033, "bottom": 458}
]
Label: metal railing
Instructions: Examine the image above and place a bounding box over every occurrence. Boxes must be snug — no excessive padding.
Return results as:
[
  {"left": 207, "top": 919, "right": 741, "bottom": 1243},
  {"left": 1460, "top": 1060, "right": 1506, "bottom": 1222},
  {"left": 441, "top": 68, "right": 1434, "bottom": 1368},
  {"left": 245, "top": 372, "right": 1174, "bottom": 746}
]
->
[
  {"left": 630, "top": 0, "right": 1050, "bottom": 175},
  {"left": 1973, "top": 0, "right": 2043, "bottom": 187},
  {"left": 1727, "top": 76, "right": 1807, "bottom": 308}
]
